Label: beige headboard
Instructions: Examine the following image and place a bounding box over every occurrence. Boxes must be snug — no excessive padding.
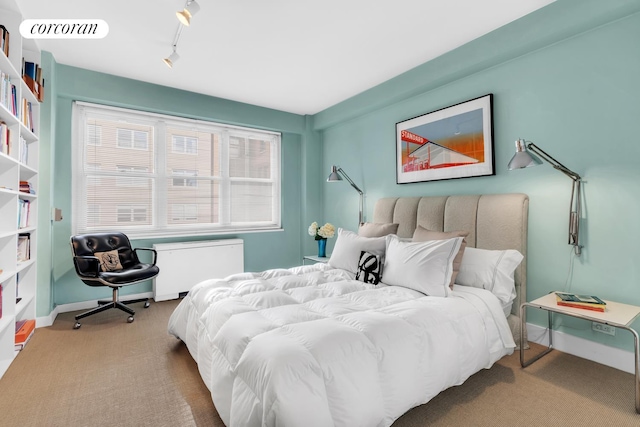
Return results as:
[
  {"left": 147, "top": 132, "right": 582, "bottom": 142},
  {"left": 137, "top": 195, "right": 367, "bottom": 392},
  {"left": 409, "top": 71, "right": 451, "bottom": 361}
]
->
[{"left": 372, "top": 193, "right": 529, "bottom": 342}]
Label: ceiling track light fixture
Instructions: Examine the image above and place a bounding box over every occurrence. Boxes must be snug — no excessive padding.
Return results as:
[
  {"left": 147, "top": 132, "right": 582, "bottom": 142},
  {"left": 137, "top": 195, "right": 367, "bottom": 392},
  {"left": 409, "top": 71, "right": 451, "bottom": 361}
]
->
[
  {"left": 163, "top": 22, "right": 184, "bottom": 68},
  {"left": 164, "top": 1, "right": 200, "bottom": 68},
  {"left": 163, "top": 45, "right": 180, "bottom": 68},
  {"left": 177, "top": 0, "right": 201, "bottom": 26}
]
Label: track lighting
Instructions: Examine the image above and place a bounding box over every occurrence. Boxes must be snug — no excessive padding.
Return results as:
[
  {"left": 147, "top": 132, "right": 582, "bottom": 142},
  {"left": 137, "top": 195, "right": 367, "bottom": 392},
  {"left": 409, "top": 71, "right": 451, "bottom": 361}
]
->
[
  {"left": 163, "top": 48, "right": 179, "bottom": 68},
  {"left": 177, "top": 0, "right": 200, "bottom": 26}
]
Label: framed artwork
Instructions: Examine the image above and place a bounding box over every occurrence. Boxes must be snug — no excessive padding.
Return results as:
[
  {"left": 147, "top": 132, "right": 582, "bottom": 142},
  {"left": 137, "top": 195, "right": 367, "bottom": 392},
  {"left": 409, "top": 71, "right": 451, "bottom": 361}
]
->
[{"left": 396, "top": 94, "right": 494, "bottom": 184}]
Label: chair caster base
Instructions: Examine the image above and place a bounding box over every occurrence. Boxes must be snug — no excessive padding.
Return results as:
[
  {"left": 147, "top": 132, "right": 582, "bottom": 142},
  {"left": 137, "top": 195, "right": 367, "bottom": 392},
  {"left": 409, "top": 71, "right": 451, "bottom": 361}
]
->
[
  {"left": 144, "top": 301, "right": 150, "bottom": 308},
  {"left": 74, "top": 322, "right": 81, "bottom": 329},
  {"left": 127, "top": 316, "right": 134, "bottom": 323}
]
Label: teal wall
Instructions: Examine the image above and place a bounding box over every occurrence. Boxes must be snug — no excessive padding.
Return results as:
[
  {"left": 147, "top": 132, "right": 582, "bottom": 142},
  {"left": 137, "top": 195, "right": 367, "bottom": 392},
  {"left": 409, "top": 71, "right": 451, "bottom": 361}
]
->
[
  {"left": 317, "top": 0, "right": 640, "bottom": 352},
  {"left": 37, "top": 0, "right": 640, "bottom": 356},
  {"left": 39, "top": 63, "right": 322, "bottom": 313}
]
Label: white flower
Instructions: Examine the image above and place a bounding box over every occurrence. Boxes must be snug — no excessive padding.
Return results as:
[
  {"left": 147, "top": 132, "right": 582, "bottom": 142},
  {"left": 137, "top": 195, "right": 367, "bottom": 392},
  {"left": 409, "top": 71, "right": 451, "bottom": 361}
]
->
[
  {"left": 309, "top": 221, "right": 335, "bottom": 239},
  {"left": 308, "top": 222, "right": 318, "bottom": 237},
  {"left": 318, "top": 223, "right": 335, "bottom": 239}
]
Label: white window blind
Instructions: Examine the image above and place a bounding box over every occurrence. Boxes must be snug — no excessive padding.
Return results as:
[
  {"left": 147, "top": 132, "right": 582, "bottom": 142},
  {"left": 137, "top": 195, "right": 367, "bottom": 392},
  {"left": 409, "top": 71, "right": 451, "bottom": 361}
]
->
[{"left": 72, "top": 102, "right": 281, "bottom": 238}]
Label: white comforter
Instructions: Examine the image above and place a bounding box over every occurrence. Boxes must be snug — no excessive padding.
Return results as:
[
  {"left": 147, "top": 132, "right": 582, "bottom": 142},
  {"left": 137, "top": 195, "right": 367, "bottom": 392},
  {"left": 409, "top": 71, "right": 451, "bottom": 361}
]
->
[{"left": 168, "top": 263, "right": 515, "bottom": 427}]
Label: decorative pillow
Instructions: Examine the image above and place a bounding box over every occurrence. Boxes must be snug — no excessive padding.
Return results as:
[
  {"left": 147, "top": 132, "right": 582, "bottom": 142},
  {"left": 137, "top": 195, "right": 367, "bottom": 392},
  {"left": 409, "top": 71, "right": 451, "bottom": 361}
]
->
[
  {"left": 412, "top": 226, "right": 469, "bottom": 289},
  {"left": 328, "top": 228, "right": 386, "bottom": 274},
  {"left": 355, "top": 251, "right": 381, "bottom": 284},
  {"left": 93, "top": 249, "right": 123, "bottom": 272},
  {"left": 456, "top": 247, "right": 524, "bottom": 305},
  {"left": 382, "top": 234, "right": 462, "bottom": 297},
  {"left": 358, "top": 222, "right": 399, "bottom": 238}
]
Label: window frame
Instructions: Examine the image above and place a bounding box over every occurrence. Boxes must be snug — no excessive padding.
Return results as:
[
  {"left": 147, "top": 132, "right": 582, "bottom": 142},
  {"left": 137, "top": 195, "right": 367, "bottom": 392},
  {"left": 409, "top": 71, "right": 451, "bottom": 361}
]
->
[
  {"left": 116, "top": 128, "right": 149, "bottom": 150},
  {"left": 171, "top": 168, "right": 198, "bottom": 188},
  {"left": 116, "top": 204, "right": 149, "bottom": 223},
  {"left": 87, "top": 124, "right": 102, "bottom": 146},
  {"left": 72, "top": 101, "right": 282, "bottom": 239},
  {"left": 172, "top": 135, "right": 198, "bottom": 155},
  {"left": 116, "top": 165, "right": 150, "bottom": 187},
  {"left": 171, "top": 203, "right": 199, "bottom": 222}
]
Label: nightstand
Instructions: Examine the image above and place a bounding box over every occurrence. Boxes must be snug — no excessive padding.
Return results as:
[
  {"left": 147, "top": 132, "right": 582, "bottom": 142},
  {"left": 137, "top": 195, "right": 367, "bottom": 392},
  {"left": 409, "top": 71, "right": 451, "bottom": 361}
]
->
[
  {"left": 302, "top": 255, "right": 330, "bottom": 265},
  {"left": 520, "top": 292, "right": 640, "bottom": 413}
]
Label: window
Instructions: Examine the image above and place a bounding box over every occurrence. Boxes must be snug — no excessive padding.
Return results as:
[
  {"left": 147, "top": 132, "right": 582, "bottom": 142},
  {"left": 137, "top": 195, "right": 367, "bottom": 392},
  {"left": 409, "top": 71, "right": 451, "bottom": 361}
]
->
[
  {"left": 171, "top": 204, "right": 198, "bottom": 222},
  {"left": 172, "top": 135, "right": 198, "bottom": 154},
  {"left": 172, "top": 169, "right": 197, "bottom": 187},
  {"left": 117, "top": 205, "right": 148, "bottom": 223},
  {"left": 87, "top": 124, "right": 101, "bottom": 146},
  {"left": 117, "top": 128, "right": 149, "bottom": 150},
  {"left": 87, "top": 163, "right": 101, "bottom": 185},
  {"left": 72, "top": 102, "right": 281, "bottom": 238},
  {"left": 117, "top": 165, "right": 149, "bottom": 187},
  {"left": 87, "top": 204, "right": 100, "bottom": 227}
]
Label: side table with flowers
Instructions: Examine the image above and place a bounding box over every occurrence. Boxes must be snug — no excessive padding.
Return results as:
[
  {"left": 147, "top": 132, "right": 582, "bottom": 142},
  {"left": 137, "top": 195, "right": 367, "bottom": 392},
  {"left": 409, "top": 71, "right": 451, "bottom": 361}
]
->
[{"left": 308, "top": 222, "right": 335, "bottom": 258}]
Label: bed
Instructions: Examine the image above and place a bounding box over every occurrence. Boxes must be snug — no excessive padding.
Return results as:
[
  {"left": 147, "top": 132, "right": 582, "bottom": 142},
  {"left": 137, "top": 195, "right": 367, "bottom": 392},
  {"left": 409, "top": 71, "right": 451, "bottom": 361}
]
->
[{"left": 168, "top": 193, "right": 529, "bottom": 426}]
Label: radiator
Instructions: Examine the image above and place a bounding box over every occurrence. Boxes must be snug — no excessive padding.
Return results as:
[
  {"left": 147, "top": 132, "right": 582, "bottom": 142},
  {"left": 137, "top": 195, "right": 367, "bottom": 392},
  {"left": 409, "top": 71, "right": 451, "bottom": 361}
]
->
[{"left": 153, "top": 239, "right": 244, "bottom": 301}]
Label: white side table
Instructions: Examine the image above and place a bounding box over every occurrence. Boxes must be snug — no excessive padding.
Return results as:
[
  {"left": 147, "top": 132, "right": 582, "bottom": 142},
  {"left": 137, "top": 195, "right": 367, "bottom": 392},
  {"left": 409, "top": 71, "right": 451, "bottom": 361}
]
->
[
  {"left": 302, "top": 255, "right": 330, "bottom": 265},
  {"left": 520, "top": 292, "right": 640, "bottom": 413}
]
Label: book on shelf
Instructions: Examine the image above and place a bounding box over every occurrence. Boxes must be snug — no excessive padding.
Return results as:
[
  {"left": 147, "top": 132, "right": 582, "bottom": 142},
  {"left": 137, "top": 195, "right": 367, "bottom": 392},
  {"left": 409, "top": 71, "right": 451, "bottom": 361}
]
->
[
  {"left": 21, "top": 60, "right": 44, "bottom": 102},
  {"left": 23, "top": 61, "right": 36, "bottom": 81},
  {"left": 15, "top": 319, "right": 35, "bottom": 351},
  {"left": 19, "top": 180, "right": 34, "bottom": 194},
  {"left": 19, "top": 135, "right": 27, "bottom": 164},
  {"left": 21, "top": 98, "right": 34, "bottom": 132},
  {"left": 17, "top": 233, "right": 30, "bottom": 262},
  {"left": 555, "top": 292, "right": 606, "bottom": 312},
  {"left": 0, "top": 72, "right": 17, "bottom": 116},
  {"left": 18, "top": 199, "right": 31, "bottom": 228},
  {"left": 0, "top": 121, "right": 9, "bottom": 155},
  {"left": 0, "top": 24, "right": 9, "bottom": 57}
]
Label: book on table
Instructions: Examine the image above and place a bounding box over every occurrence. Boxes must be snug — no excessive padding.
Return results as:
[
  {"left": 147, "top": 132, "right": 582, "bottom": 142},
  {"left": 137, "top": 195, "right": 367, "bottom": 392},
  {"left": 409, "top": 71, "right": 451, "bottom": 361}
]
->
[{"left": 555, "top": 292, "right": 606, "bottom": 312}]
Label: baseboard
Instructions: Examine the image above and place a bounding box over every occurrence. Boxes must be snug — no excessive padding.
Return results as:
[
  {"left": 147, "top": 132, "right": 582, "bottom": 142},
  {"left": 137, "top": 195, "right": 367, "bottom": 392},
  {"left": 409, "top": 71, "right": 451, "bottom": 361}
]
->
[
  {"left": 35, "top": 292, "right": 154, "bottom": 328},
  {"left": 36, "top": 305, "right": 59, "bottom": 328},
  {"left": 527, "top": 322, "right": 635, "bottom": 375}
]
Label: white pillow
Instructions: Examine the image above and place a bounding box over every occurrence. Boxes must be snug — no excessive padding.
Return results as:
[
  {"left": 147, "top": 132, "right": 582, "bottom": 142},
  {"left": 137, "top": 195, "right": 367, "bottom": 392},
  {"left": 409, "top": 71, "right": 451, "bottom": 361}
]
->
[
  {"left": 382, "top": 234, "right": 462, "bottom": 297},
  {"left": 456, "top": 247, "right": 524, "bottom": 305},
  {"left": 328, "top": 228, "right": 386, "bottom": 274}
]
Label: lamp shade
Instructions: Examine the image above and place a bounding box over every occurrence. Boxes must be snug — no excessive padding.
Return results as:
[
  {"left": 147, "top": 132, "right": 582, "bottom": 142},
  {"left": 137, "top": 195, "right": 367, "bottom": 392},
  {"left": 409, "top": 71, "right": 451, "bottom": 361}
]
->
[
  {"left": 177, "top": 0, "right": 200, "bottom": 26},
  {"left": 326, "top": 165, "right": 364, "bottom": 226},
  {"left": 163, "top": 51, "right": 180, "bottom": 68},
  {"left": 327, "top": 166, "right": 342, "bottom": 182},
  {"left": 507, "top": 139, "right": 542, "bottom": 170}
]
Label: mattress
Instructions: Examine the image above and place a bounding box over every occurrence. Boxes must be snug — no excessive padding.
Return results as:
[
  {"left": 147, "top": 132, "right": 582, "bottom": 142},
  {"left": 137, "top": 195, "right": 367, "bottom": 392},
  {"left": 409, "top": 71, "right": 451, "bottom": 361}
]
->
[{"left": 168, "top": 263, "right": 515, "bottom": 426}]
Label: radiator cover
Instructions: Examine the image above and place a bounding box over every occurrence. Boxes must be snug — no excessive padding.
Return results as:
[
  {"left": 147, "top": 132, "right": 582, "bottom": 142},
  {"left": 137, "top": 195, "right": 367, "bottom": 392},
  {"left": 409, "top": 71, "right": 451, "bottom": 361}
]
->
[{"left": 153, "top": 239, "right": 244, "bottom": 301}]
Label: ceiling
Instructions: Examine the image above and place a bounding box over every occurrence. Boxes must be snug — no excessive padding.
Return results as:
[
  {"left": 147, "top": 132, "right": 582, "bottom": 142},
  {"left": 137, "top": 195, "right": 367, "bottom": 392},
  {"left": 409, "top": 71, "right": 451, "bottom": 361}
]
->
[{"left": 15, "top": 0, "right": 554, "bottom": 115}]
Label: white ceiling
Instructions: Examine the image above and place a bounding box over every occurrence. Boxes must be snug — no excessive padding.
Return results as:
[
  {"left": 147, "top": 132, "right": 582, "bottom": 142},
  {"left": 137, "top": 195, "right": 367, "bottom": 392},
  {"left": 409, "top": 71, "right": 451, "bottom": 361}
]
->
[{"left": 15, "top": 0, "right": 554, "bottom": 115}]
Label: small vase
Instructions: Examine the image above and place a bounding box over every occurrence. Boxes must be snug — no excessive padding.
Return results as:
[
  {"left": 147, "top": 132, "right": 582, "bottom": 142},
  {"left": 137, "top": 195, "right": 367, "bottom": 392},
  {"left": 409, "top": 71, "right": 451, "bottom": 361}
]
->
[{"left": 317, "top": 238, "right": 327, "bottom": 258}]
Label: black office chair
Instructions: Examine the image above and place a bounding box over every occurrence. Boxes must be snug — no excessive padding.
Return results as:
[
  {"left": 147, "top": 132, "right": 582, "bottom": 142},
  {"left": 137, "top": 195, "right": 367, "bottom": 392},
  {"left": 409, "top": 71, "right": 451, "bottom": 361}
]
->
[{"left": 70, "top": 232, "right": 159, "bottom": 329}]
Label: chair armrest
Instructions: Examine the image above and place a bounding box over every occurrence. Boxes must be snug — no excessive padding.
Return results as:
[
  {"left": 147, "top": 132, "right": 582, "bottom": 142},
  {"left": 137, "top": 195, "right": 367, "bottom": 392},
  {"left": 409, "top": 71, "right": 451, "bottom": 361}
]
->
[
  {"left": 134, "top": 247, "right": 157, "bottom": 265},
  {"left": 73, "top": 255, "right": 101, "bottom": 278}
]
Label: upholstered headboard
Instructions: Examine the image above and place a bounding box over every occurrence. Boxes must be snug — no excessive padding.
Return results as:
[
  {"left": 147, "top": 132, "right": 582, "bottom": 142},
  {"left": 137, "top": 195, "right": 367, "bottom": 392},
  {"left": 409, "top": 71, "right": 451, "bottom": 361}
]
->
[{"left": 372, "top": 193, "right": 529, "bottom": 343}]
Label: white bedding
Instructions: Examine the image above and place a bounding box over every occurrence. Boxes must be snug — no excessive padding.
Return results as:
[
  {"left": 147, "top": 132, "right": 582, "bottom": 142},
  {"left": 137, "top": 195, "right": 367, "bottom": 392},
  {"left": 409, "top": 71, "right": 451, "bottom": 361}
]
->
[{"left": 168, "top": 263, "right": 515, "bottom": 427}]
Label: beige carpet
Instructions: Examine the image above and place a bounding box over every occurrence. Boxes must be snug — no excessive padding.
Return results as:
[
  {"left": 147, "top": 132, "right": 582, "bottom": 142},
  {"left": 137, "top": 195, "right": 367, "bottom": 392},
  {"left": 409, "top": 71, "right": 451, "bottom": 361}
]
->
[{"left": 0, "top": 299, "right": 638, "bottom": 427}]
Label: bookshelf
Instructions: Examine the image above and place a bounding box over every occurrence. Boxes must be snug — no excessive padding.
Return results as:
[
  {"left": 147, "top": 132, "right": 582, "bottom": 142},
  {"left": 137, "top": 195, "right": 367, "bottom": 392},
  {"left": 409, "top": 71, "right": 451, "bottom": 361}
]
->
[{"left": 0, "top": 2, "right": 41, "bottom": 379}]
